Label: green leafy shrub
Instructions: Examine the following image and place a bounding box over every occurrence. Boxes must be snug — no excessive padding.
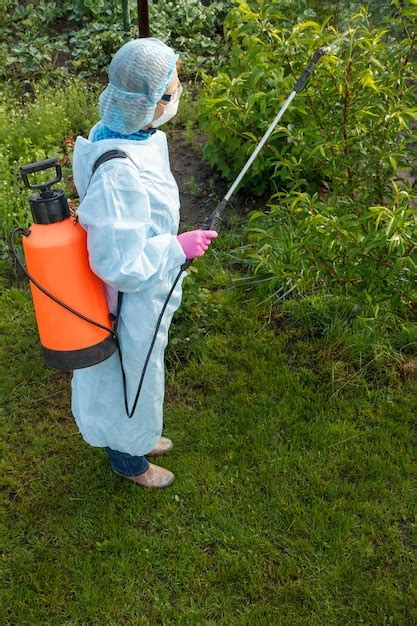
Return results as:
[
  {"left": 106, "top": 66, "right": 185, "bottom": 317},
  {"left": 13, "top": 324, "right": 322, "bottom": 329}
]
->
[
  {"left": 200, "top": 2, "right": 416, "bottom": 197},
  {"left": 200, "top": 1, "right": 416, "bottom": 314},
  {"left": 237, "top": 182, "right": 416, "bottom": 312},
  {"left": 0, "top": 0, "right": 234, "bottom": 81}
]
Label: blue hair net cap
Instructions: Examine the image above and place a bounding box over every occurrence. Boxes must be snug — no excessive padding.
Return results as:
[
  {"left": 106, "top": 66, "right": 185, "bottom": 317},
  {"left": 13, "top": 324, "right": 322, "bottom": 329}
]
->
[{"left": 99, "top": 38, "right": 178, "bottom": 134}]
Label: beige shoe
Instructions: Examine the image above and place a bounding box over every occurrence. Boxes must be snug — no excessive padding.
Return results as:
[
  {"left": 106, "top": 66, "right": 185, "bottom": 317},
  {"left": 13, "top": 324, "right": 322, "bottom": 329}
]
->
[
  {"left": 113, "top": 462, "right": 174, "bottom": 488},
  {"left": 147, "top": 436, "right": 174, "bottom": 456}
]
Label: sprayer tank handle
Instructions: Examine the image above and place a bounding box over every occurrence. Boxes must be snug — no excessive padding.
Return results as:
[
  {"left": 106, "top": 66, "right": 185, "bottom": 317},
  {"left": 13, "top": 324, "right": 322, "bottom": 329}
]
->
[{"left": 20, "top": 157, "right": 62, "bottom": 192}]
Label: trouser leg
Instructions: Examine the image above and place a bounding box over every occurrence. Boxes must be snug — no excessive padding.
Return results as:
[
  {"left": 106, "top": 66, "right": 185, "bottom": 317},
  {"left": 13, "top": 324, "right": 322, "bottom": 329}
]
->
[{"left": 105, "top": 447, "right": 149, "bottom": 477}]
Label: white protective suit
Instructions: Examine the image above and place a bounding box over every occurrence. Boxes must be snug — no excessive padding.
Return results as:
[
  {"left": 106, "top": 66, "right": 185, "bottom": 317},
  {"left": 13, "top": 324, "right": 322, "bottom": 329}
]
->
[{"left": 71, "top": 125, "right": 186, "bottom": 456}]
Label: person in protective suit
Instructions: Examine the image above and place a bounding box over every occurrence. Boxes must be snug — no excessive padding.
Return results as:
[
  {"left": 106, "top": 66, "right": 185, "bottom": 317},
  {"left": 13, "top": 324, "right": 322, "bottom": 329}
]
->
[{"left": 71, "top": 38, "right": 217, "bottom": 488}]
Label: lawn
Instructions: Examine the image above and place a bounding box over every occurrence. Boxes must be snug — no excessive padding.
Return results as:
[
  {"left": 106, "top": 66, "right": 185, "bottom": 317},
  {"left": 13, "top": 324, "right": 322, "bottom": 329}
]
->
[{"left": 2, "top": 248, "right": 415, "bottom": 624}]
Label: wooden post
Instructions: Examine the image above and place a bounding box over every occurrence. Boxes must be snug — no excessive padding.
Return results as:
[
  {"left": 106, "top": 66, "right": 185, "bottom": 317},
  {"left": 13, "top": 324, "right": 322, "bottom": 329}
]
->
[{"left": 137, "top": 0, "right": 150, "bottom": 38}]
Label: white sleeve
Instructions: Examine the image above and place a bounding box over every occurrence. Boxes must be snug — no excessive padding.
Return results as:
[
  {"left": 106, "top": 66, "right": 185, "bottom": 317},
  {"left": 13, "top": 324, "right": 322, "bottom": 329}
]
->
[{"left": 76, "top": 161, "right": 186, "bottom": 292}]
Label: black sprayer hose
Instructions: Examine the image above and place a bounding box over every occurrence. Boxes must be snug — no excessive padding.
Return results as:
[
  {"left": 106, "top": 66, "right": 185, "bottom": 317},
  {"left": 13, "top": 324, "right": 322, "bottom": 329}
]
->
[{"left": 128, "top": 266, "right": 184, "bottom": 416}]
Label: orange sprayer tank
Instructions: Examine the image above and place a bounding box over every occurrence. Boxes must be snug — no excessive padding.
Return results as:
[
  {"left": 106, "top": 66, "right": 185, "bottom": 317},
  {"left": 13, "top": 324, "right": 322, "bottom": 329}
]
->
[{"left": 17, "top": 157, "right": 116, "bottom": 370}]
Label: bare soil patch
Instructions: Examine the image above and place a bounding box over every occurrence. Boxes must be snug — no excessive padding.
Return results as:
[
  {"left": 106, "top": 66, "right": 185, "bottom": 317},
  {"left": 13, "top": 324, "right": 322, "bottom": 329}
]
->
[{"left": 169, "top": 129, "right": 268, "bottom": 229}]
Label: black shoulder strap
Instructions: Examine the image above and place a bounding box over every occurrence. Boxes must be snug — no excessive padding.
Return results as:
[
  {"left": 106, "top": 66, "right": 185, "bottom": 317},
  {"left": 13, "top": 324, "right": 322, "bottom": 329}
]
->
[
  {"left": 109, "top": 291, "right": 124, "bottom": 332},
  {"left": 90, "top": 149, "right": 128, "bottom": 330},
  {"left": 92, "top": 149, "right": 128, "bottom": 174}
]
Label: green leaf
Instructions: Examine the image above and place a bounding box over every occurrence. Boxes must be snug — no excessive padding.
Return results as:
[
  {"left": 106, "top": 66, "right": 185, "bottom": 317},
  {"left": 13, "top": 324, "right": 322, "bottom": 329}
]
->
[
  {"left": 294, "top": 20, "right": 322, "bottom": 34},
  {"left": 360, "top": 69, "right": 378, "bottom": 91},
  {"left": 388, "top": 156, "right": 397, "bottom": 171}
]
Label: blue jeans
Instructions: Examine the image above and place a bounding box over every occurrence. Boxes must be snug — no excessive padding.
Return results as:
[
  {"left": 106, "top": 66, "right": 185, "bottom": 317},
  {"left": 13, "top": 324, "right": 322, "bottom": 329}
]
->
[{"left": 106, "top": 447, "right": 149, "bottom": 477}]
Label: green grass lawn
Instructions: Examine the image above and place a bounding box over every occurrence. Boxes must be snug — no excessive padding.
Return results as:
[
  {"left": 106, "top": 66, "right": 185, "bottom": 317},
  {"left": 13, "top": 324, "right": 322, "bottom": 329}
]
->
[{"left": 1, "top": 250, "right": 416, "bottom": 625}]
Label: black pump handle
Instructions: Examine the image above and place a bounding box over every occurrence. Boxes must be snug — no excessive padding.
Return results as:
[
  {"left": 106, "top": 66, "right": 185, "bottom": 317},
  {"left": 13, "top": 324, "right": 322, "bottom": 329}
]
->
[{"left": 20, "top": 157, "right": 62, "bottom": 191}]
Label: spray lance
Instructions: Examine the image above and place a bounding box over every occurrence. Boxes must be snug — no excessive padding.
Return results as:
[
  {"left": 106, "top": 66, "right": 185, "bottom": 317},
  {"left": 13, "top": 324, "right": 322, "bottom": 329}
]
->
[
  {"left": 196, "top": 45, "right": 331, "bottom": 238},
  {"left": 10, "top": 46, "right": 330, "bottom": 418}
]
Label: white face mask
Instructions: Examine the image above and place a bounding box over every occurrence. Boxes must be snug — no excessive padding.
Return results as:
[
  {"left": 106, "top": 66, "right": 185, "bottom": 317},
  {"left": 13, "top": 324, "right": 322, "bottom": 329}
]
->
[
  {"left": 152, "top": 99, "right": 179, "bottom": 128},
  {"left": 152, "top": 83, "right": 182, "bottom": 128}
]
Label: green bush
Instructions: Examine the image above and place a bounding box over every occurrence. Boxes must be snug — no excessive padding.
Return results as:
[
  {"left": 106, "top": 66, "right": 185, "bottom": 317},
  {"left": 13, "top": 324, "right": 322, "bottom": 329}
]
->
[
  {"left": 200, "top": 2, "right": 416, "bottom": 197},
  {"left": 200, "top": 1, "right": 416, "bottom": 314},
  {"left": 0, "top": 0, "right": 234, "bottom": 81},
  {"left": 236, "top": 183, "right": 416, "bottom": 312}
]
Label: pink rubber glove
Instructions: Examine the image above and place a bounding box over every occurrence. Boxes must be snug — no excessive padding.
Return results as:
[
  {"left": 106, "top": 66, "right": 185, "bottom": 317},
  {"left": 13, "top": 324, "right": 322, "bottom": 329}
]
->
[{"left": 177, "top": 229, "right": 218, "bottom": 260}]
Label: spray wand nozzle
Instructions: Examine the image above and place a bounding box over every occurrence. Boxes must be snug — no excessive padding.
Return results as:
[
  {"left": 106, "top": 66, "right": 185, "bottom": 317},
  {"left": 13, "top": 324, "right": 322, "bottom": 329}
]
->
[{"left": 293, "top": 45, "right": 330, "bottom": 93}]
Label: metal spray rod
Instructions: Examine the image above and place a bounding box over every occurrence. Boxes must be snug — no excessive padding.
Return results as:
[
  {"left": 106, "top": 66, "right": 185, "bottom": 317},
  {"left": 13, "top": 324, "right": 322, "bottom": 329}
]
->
[{"left": 199, "top": 45, "right": 331, "bottom": 237}]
